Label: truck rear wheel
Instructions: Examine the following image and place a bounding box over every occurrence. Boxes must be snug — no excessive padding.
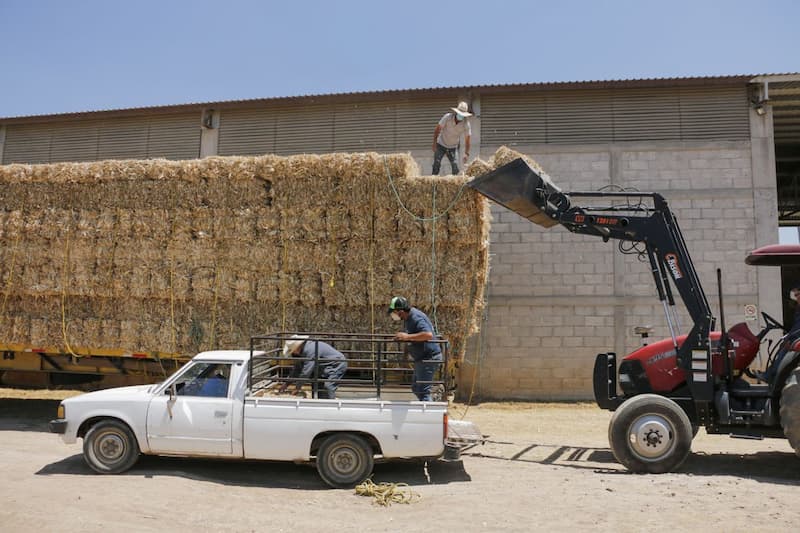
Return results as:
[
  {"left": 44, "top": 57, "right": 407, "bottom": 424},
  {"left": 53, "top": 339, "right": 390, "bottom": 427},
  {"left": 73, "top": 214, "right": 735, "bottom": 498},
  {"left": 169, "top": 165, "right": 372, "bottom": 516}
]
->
[
  {"left": 83, "top": 420, "right": 140, "bottom": 474},
  {"left": 608, "top": 394, "right": 692, "bottom": 473},
  {"left": 779, "top": 367, "right": 800, "bottom": 457},
  {"left": 316, "top": 433, "right": 374, "bottom": 488}
]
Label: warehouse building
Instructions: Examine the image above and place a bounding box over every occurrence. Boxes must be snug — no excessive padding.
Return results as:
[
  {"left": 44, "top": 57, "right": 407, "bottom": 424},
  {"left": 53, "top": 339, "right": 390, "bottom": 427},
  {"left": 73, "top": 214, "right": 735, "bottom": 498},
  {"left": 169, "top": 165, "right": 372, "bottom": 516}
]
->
[{"left": 1, "top": 74, "right": 799, "bottom": 399}]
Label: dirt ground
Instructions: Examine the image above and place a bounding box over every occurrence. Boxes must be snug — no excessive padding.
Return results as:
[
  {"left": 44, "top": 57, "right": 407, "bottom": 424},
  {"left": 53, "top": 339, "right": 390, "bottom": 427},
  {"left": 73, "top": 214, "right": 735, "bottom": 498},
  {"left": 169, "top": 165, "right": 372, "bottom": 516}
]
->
[{"left": 1, "top": 389, "right": 799, "bottom": 532}]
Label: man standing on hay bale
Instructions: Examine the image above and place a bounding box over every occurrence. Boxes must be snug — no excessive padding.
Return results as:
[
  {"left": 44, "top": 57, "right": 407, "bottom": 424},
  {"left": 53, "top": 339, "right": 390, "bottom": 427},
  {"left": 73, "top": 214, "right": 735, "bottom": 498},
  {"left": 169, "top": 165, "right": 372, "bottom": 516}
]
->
[
  {"left": 431, "top": 101, "right": 472, "bottom": 175},
  {"left": 279, "top": 335, "right": 348, "bottom": 399},
  {"left": 388, "top": 296, "right": 443, "bottom": 401}
]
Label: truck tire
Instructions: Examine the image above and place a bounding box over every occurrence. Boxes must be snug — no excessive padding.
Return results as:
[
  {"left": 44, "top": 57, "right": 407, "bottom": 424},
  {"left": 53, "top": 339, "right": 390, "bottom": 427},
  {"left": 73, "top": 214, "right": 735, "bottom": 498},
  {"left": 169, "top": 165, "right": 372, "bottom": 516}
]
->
[
  {"left": 83, "top": 419, "right": 140, "bottom": 474},
  {"left": 608, "top": 394, "right": 693, "bottom": 473},
  {"left": 779, "top": 367, "right": 800, "bottom": 457},
  {"left": 316, "top": 433, "right": 374, "bottom": 488}
]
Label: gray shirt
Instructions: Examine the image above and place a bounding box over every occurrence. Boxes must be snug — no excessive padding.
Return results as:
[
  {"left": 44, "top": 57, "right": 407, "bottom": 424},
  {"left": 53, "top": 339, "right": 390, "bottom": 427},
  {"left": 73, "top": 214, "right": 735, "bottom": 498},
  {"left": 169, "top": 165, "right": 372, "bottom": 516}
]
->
[
  {"left": 436, "top": 112, "right": 471, "bottom": 149},
  {"left": 290, "top": 340, "right": 345, "bottom": 378}
]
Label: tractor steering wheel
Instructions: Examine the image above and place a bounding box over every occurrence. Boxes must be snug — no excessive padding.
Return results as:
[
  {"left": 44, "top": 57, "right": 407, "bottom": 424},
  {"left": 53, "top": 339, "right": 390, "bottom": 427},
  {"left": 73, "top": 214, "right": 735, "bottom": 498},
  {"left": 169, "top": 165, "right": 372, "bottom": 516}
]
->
[{"left": 762, "top": 311, "right": 786, "bottom": 333}]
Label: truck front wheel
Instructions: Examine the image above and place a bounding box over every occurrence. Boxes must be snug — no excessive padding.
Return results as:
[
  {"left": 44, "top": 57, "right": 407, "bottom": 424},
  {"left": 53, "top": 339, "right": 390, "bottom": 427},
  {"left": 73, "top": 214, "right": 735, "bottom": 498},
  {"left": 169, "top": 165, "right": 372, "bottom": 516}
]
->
[
  {"left": 83, "top": 420, "right": 140, "bottom": 474},
  {"left": 316, "top": 434, "right": 374, "bottom": 488},
  {"left": 608, "top": 394, "right": 692, "bottom": 473}
]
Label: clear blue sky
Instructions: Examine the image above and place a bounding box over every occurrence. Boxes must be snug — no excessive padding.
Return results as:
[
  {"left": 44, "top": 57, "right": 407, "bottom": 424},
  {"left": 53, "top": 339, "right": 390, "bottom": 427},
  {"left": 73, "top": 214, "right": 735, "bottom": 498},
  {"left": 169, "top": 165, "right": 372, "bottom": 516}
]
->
[{"left": 1, "top": 0, "right": 798, "bottom": 118}]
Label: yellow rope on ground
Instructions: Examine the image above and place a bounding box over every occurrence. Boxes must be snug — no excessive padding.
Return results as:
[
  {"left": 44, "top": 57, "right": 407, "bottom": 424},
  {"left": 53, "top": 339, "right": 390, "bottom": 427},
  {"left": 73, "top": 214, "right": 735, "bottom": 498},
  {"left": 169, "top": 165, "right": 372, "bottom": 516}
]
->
[{"left": 354, "top": 478, "right": 420, "bottom": 506}]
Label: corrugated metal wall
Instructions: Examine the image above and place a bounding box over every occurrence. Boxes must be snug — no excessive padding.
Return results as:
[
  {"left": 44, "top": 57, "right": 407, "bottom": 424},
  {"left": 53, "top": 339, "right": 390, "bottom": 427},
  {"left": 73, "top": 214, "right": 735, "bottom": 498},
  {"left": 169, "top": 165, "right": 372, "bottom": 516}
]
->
[
  {"left": 1, "top": 113, "right": 200, "bottom": 164},
  {"left": 481, "top": 86, "right": 750, "bottom": 148},
  {"left": 1, "top": 86, "right": 751, "bottom": 164},
  {"left": 217, "top": 96, "right": 454, "bottom": 156}
]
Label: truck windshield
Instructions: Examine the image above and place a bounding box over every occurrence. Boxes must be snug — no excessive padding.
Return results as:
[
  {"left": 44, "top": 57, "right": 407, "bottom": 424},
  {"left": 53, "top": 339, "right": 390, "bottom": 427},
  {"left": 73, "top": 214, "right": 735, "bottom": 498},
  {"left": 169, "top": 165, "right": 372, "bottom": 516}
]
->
[{"left": 174, "top": 362, "right": 232, "bottom": 398}]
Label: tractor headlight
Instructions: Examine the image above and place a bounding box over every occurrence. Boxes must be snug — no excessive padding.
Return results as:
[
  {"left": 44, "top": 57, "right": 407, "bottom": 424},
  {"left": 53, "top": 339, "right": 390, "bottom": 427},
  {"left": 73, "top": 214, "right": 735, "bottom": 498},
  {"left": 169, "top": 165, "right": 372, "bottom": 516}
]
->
[
  {"left": 618, "top": 373, "right": 631, "bottom": 384},
  {"left": 57, "top": 404, "right": 65, "bottom": 419}
]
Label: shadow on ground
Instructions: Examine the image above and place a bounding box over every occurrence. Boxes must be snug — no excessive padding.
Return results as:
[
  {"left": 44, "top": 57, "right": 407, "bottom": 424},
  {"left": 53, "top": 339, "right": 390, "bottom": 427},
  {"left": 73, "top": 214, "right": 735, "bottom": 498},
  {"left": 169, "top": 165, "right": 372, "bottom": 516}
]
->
[
  {"left": 13, "top": 396, "right": 799, "bottom": 487},
  {"left": 35, "top": 454, "right": 471, "bottom": 490},
  {"left": 0, "top": 398, "right": 60, "bottom": 432},
  {"left": 463, "top": 440, "right": 800, "bottom": 484}
]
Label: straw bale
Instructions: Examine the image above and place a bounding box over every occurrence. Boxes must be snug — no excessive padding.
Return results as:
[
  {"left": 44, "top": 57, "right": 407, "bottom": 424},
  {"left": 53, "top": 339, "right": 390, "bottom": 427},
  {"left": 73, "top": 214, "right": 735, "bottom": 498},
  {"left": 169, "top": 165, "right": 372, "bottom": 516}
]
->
[{"left": 0, "top": 151, "right": 488, "bottom": 361}]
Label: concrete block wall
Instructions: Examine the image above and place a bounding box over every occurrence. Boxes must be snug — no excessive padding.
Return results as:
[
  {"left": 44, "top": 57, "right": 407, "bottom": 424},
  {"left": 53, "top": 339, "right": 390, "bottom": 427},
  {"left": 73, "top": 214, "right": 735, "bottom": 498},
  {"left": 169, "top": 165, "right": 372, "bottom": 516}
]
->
[{"left": 467, "top": 140, "right": 778, "bottom": 400}]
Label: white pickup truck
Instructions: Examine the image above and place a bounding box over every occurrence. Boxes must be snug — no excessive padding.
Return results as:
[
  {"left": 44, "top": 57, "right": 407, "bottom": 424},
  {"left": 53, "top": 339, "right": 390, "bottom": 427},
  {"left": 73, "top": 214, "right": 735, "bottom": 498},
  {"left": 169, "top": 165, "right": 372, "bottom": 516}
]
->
[{"left": 49, "top": 340, "right": 480, "bottom": 488}]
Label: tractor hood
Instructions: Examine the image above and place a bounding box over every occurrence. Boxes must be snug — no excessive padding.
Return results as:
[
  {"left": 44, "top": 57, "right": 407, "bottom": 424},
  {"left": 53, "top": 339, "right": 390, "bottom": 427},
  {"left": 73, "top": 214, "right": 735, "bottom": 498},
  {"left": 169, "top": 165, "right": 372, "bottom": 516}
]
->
[{"left": 745, "top": 244, "right": 800, "bottom": 265}]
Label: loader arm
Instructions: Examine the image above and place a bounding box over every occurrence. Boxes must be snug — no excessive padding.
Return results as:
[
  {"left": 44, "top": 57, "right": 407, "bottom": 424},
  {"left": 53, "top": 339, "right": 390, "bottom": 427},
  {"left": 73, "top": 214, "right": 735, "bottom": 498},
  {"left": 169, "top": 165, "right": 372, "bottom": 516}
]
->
[{"left": 468, "top": 158, "right": 717, "bottom": 414}]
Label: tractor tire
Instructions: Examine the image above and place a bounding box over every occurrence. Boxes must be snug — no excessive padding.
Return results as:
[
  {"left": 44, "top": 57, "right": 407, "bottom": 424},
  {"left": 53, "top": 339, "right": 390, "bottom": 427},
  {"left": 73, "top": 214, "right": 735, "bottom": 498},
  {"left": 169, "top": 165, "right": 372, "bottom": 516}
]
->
[
  {"left": 83, "top": 419, "right": 140, "bottom": 474},
  {"left": 779, "top": 367, "right": 800, "bottom": 458},
  {"left": 316, "top": 433, "right": 374, "bottom": 488},
  {"left": 608, "top": 394, "right": 693, "bottom": 473}
]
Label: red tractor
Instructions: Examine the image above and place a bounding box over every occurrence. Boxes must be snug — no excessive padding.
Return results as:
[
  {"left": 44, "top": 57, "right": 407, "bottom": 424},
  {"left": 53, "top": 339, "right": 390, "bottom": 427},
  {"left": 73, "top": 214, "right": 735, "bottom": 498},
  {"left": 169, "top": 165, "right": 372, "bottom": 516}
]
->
[{"left": 469, "top": 158, "right": 800, "bottom": 473}]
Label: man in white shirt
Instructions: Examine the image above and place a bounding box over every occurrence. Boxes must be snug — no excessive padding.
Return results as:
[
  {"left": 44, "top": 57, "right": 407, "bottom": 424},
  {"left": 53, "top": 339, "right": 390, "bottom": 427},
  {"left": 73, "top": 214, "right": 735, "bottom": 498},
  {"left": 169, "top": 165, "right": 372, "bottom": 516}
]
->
[{"left": 432, "top": 101, "right": 472, "bottom": 175}]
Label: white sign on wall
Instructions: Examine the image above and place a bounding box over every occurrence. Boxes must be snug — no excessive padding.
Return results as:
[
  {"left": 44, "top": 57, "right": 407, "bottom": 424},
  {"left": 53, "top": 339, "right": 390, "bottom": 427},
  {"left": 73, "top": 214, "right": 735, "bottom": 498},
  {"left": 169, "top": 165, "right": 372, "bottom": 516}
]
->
[{"left": 744, "top": 304, "right": 758, "bottom": 321}]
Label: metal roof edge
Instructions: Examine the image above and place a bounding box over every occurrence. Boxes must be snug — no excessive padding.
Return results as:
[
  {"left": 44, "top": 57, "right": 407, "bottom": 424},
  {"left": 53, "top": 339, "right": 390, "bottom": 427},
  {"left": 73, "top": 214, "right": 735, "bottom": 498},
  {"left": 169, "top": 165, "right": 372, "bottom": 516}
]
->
[{"left": 0, "top": 73, "right": 784, "bottom": 125}]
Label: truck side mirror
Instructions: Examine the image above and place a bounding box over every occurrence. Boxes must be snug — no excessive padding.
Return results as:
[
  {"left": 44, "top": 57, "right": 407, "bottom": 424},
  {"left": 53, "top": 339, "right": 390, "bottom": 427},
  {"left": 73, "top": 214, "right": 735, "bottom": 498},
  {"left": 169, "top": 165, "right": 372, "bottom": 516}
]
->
[{"left": 167, "top": 384, "right": 177, "bottom": 419}]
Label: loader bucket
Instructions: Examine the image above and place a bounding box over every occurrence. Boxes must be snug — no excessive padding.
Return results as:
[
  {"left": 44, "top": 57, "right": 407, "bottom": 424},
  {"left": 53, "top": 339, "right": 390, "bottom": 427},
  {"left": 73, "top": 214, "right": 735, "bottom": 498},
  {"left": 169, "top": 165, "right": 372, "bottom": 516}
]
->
[{"left": 467, "top": 158, "right": 561, "bottom": 228}]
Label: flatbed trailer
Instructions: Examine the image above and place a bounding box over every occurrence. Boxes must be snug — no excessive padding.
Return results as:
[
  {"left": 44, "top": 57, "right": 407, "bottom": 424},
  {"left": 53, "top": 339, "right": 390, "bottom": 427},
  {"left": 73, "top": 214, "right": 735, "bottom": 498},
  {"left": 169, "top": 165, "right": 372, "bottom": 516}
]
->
[{"left": 0, "top": 343, "right": 189, "bottom": 388}]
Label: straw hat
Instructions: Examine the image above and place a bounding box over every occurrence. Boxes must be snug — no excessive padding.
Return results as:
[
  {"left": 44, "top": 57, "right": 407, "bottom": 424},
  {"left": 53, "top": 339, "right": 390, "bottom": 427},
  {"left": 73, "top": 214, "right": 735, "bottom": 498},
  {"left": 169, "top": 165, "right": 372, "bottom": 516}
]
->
[
  {"left": 450, "top": 101, "right": 472, "bottom": 118},
  {"left": 282, "top": 334, "right": 309, "bottom": 356}
]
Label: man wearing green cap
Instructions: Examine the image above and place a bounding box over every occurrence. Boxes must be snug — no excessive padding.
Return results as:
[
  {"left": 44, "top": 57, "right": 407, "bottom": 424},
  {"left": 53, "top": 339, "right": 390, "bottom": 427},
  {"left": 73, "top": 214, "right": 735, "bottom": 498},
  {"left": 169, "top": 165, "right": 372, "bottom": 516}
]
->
[{"left": 388, "top": 296, "right": 442, "bottom": 401}]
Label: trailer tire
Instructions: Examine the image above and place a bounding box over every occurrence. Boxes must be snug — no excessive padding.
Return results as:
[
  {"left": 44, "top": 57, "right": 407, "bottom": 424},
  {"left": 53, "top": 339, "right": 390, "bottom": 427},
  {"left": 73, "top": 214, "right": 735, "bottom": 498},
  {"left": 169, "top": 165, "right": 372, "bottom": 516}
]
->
[
  {"left": 609, "top": 394, "right": 693, "bottom": 473},
  {"left": 83, "top": 419, "right": 140, "bottom": 474},
  {"left": 779, "top": 367, "right": 800, "bottom": 457},
  {"left": 316, "top": 433, "right": 374, "bottom": 488}
]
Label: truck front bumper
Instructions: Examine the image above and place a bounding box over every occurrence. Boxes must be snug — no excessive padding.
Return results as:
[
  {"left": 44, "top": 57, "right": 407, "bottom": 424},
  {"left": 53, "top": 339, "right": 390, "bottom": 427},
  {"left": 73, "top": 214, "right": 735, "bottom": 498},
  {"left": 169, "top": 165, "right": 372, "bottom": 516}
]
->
[{"left": 49, "top": 419, "right": 67, "bottom": 434}]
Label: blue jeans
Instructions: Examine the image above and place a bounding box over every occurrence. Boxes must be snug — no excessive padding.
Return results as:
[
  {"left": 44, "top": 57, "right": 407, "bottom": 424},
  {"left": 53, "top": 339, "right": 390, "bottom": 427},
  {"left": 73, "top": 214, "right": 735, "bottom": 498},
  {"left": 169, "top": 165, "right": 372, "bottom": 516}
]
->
[
  {"left": 432, "top": 143, "right": 459, "bottom": 175},
  {"left": 318, "top": 361, "right": 347, "bottom": 399},
  {"left": 412, "top": 353, "right": 442, "bottom": 401}
]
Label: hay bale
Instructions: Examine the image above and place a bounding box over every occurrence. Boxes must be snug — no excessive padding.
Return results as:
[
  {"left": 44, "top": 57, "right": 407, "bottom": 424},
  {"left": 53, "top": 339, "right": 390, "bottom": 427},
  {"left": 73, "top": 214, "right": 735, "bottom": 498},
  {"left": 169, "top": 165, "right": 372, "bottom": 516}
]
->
[{"left": 0, "top": 152, "right": 489, "bottom": 361}]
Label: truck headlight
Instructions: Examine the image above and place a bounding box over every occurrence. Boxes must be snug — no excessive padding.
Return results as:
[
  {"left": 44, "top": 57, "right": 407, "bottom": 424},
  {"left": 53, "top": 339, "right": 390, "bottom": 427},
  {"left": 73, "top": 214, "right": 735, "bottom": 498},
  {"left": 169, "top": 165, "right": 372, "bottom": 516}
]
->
[{"left": 57, "top": 404, "right": 65, "bottom": 419}]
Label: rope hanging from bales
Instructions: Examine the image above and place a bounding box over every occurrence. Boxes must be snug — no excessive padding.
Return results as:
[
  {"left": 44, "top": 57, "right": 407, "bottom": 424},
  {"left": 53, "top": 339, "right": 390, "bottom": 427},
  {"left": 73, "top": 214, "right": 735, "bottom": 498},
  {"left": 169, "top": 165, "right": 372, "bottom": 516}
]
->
[
  {"left": 354, "top": 478, "right": 420, "bottom": 506},
  {"left": 430, "top": 182, "right": 439, "bottom": 332},
  {"left": 383, "top": 156, "right": 470, "bottom": 222},
  {"left": 60, "top": 224, "right": 79, "bottom": 358},
  {"left": 384, "top": 156, "right": 470, "bottom": 334},
  {"left": 0, "top": 231, "right": 20, "bottom": 333},
  {"left": 369, "top": 182, "right": 376, "bottom": 336},
  {"left": 209, "top": 265, "right": 220, "bottom": 349}
]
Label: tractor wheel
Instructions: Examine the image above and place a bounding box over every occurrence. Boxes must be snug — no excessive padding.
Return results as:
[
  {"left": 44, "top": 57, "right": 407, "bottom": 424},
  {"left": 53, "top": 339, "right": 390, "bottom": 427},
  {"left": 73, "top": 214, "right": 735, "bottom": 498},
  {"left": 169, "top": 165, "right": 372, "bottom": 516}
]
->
[
  {"left": 83, "top": 419, "right": 140, "bottom": 474},
  {"left": 608, "top": 394, "right": 693, "bottom": 473},
  {"left": 316, "top": 433, "right": 374, "bottom": 488},
  {"left": 779, "top": 367, "right": 800, "bottom": 457}
]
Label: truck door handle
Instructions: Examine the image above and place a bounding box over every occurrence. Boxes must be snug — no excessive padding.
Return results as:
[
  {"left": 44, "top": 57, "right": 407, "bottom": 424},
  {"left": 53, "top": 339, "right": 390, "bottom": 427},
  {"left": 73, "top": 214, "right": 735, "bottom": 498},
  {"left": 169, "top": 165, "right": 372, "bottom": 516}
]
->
[{"left": 214, "top": 410, "right": 228, "bottom": 418}]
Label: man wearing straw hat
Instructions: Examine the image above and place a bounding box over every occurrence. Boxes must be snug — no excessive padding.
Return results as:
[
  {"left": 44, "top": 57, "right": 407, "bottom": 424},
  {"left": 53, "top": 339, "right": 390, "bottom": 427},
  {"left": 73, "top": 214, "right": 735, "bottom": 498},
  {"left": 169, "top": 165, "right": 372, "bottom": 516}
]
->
[
  {"left": 279, "top": 335, "right": 347, "bottom": 399},
  {"left": 388, "top": 296, "right": 443, "bottom": 401},
  {"left": 431, "top": 101, "right": 472, "bottom": 175}
]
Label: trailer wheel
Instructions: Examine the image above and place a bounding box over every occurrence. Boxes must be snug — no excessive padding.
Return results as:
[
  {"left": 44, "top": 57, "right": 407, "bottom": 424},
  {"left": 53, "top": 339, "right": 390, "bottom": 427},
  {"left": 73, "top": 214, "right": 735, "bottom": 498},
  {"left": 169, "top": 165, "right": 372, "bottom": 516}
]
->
[
  {"left": 608, "top": 394, "right": 693, "bottom": 473},
  {"left": 316, "top": 433, "right": 374, "bottom": 488},
  {"left": 83, "top": 420, "right": 140, "bottom": 474},
  {"left": 779, "top": 367, "right": 800, "bottom": 457}
]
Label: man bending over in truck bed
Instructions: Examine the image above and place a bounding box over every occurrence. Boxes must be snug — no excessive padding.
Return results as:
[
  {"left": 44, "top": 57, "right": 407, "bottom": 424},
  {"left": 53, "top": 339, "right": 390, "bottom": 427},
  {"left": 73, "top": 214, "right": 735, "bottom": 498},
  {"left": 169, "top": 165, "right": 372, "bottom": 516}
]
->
[{"left": 279, "top": 335, "right": 348, "bottom": 399}]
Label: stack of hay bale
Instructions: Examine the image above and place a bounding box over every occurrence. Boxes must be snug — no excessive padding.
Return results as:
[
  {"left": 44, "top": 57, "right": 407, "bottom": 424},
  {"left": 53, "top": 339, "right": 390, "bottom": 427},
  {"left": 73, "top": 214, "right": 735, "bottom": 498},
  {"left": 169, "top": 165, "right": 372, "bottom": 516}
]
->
[{"left": 0, "top": 152, "right": 490, "bottom": 360}]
